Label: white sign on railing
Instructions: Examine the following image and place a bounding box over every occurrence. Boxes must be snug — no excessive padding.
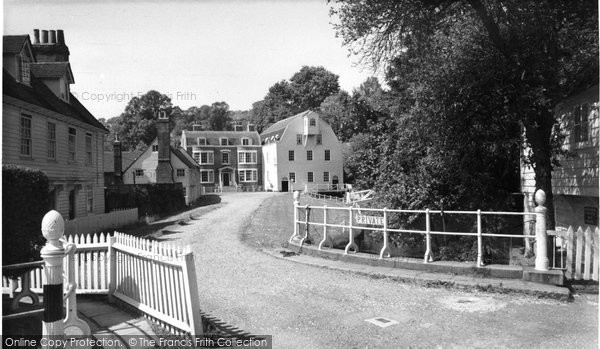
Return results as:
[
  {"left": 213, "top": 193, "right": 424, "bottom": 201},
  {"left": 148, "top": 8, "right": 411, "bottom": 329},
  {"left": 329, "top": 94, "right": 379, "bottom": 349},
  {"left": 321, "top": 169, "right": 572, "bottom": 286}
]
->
[{"left": 354, "top": 214, "right": 384, "bottom": 226}]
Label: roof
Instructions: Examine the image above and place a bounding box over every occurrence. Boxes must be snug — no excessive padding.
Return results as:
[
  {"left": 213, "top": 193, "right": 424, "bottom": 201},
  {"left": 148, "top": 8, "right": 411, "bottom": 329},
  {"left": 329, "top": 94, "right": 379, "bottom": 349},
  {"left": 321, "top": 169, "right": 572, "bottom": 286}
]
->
[
  {"left": 3, "top": 69, "right": 108, "bottom": 132},
  {"left": 181, "top": 130, "right": 260, "bottom": 146},
  {"left": 104, "top": 150, "right": 144, "bottom": 173},
  {"left": 30, "top": 62, "right": 74, "bottom": 83},
  {"left": 171, "top": 146, "right": 199, "bottom": 169},
  {"left": 3, "top": 35, "right": 29, "bottom": 54},
  {"left": 261, "top": 110, "right": 313, "bottom": 134}
]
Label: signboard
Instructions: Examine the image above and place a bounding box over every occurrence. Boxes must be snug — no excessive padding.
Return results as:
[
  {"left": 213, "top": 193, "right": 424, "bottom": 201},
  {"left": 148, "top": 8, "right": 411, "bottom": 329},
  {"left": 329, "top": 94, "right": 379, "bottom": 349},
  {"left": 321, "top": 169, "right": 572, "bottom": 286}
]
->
[
  {"left": 584, "top": 207, "right": 598, "bottom": 225},
  {"left": 354, "top": 214, "right": 384, "bottom": 226}
]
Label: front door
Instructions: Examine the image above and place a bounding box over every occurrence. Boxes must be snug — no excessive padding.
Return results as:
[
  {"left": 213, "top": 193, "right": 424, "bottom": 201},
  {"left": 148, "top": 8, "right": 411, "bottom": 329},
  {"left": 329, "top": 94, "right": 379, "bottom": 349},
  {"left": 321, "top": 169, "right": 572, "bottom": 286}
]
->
[
  {"left": 223, "top": 172, "right": 230, "bottom": 186},
  {"left": 281, "top": 180, "right": 289, "bottom": 192},
  {"left": 68, "top": 189, "right": 76, "bottom": 219}
]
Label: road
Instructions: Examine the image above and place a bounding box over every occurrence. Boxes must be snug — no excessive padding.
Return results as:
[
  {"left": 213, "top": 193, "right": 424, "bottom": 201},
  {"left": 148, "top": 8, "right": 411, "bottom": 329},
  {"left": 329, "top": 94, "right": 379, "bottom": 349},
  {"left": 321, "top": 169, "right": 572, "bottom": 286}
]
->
[{"left": 158, "top": 192, "right": 598, "bottom": 349}]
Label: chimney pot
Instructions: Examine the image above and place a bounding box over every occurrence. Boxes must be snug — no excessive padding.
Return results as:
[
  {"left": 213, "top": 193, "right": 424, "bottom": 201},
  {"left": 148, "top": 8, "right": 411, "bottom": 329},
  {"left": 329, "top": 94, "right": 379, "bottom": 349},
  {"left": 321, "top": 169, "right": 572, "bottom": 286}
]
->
[
  {"left": 41, "top": 30, "right": 48, "bottom": 44},
  {"left": 56, "top": 30, "right": 65, "bottom": 44},
  {"left": 33, "top": 29, "right": 40, "bottom": 44},
  {"left": 49, "top": 30, "right": 56, "bottom": 44}
]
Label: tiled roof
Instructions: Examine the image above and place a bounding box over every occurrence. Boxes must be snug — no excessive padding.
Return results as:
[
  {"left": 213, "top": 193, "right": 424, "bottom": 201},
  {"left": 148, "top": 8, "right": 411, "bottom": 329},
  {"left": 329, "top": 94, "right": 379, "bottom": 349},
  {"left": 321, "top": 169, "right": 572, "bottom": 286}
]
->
[
  {"left": 3, "top": 35, "right": 29, "bottom": 54},
  {"left": 182, "top": 130, "right": 260, "bottom": 146},
  {"left": 30, "top": 62, "right": 73, "bottom": 82},
  {"left": 104, "top": 150, "right": 143, "bottom": 173},
  {"left": 3, "top": 69, "right": 107, "bottom": 132},
  {"left": 261, "top": 110, "right": 312, "bottom": 134},
  {"left": 171, "top": 146, "right": 199, "bottom": 169}
]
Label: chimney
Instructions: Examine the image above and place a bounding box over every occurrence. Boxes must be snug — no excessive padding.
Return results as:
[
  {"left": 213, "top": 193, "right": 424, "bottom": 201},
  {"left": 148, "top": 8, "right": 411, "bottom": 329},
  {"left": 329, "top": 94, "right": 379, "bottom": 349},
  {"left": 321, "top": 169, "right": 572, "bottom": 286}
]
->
[
  {"left": 56, "top": 30, "right": 65, "bottom": 45},
  {"left": 113, "top": 139, "right": 123, "bottom": 184},
  {"left": 48, "top": 30, "right": 56, "bottom": 44},
  {"left": 192, "top": 123, "right": 202, "bottom": 131},
  {"left": 155, "top": 111, "right": 174, "bottom": 183},
  {"left": 33, "top": 29, "right": 40, "bottom": 44},
  {"left": 41, "top": 30, "right": 48, "bottom": 44}
]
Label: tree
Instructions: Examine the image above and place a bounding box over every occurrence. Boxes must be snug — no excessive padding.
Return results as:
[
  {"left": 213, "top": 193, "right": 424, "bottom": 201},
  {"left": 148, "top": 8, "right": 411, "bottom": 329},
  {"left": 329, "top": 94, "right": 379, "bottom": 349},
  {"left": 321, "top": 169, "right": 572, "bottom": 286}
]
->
[
  {"left": 331, "top": 0, "right": 599, "bottom": 228},
  {"left": 208, "top": 102, "right": 233, "bottom": 131},
  {"left": 112, "top": 90, "right": 174, "bottom": 151}
]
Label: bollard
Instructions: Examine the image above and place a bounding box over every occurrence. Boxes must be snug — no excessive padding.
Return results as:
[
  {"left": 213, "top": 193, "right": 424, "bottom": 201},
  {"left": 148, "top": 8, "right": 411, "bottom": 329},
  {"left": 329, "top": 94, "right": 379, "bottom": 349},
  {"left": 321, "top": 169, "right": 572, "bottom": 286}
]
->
[
  {"left": 41, "top": 210, "right": 66, "bottom": 347},
  {"left": 534, "top": 189, "right": 549, "bottom": 271}
]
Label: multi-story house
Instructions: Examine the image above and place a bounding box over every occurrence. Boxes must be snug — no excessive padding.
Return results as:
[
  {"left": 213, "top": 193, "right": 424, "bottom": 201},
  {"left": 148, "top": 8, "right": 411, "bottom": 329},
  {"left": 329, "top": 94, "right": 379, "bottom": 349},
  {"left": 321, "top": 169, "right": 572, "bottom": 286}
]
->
[
  {"left": 261, "top": 110, "right": 344, "bottom": 192},
  {"left": 122, "top": 114, "right": 201, "bottom": 205},
  {"left": 521, "top": 84, "right": 599, "bottom": 230},
  {"left": 180, "top": 129, "right": 262, "bottom": 192},
  {"left": 3, "top": 30, "right": 108, "bottom": 219}
]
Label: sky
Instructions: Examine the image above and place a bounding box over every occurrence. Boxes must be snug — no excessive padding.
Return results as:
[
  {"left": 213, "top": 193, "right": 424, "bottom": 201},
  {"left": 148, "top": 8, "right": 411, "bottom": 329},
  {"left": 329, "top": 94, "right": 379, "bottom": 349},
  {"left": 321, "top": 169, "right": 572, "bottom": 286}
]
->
[{"left": 3, "top": 0, "right": 376, "bottom": 120}]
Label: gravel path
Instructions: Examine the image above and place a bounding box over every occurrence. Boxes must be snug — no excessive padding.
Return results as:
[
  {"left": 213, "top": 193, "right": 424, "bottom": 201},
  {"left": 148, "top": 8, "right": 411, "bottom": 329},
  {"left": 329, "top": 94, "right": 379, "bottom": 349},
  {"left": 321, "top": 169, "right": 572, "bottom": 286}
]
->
[{"left": 156, "top": 192, "right": 598, "bottom": 349}]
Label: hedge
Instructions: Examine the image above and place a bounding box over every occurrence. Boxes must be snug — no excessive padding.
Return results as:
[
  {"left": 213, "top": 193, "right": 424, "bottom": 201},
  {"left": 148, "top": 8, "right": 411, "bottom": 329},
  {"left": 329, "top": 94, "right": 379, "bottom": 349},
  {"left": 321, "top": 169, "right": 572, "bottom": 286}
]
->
[{"left": 3, "top": 164, "right": 50, "bottom": 264}]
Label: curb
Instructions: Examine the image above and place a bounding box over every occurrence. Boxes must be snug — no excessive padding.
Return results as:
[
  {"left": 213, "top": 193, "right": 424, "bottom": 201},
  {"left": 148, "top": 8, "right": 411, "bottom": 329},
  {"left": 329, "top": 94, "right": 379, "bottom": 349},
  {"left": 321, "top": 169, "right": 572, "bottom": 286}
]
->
[{"left": 260, "top": 247, "right": 572, "bottom": 302}]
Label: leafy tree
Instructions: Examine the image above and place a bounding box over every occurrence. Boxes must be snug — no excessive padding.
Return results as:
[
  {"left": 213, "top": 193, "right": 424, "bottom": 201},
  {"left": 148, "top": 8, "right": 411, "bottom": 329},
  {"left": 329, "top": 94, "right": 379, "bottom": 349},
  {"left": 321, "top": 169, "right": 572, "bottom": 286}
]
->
[
  {"left": 208, "top": 101, "right": 233, "bottom": 131},
  {"left": 331, "top": 0, "right": 599, "bottom": 227}
]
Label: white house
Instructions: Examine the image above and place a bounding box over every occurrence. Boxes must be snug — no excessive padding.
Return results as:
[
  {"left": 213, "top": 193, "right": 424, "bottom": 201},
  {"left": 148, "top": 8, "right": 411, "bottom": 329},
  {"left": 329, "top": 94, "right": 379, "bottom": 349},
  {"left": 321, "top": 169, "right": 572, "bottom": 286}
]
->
[
  {"left": 521, "top": 84, "right": 599, "bottom": 230},
  {"left": 261, "top": 110, "right": 344, "bottom": 192}
]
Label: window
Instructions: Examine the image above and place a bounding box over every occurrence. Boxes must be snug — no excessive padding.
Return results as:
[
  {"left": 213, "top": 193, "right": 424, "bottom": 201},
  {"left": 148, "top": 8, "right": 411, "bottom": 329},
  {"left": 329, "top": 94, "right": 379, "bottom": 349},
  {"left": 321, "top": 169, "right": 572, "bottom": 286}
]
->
[
  {"left": 222, "top": 152, "right": 230, "bottom": 164},
  {"left": 574, "top": 104, "right": 589, "bottom": 142},
  {"left": 308, "top": 172, "right": 314, "bottom": 183},
  {"left": 239, "top": 169, "right": 258, "bottom": 182},
  {"left": 198, "top": 151, "right": 214, "bottom": 164},
  {"left": 306, "top": 150, "right": 313, "bottom": 161},
  {"left": 238, "top": 151, "right": 257, "bottom": 164},
  {"left": 324, "top": 149, "right": 331, "bottom": 161},
  {"left": 297, "top": 134, "right": 303, "bottom": 145},
  {"left": 200, "top": 170, "right": 214, "bottom": 183},
  {"left": 242, "top": 138, "right": 250, "bottom": 145},
  {"left": 186, "top": 137, "right": 197, "bottom": 146},
  {"left": 220, "top": 138, "right": 228, "bottom": 146},
  {"left": 177, "top": 169, "right": 185, "bottom": 177},
  {"left": 135, "top": 169, "right": 144, "bottom": 177},
  {"left": 68, "top": 127, "right": 76, "bottom": 161},
  {"left": 152, "top": 144, "right": 159, "bottom": 152},
  {"left": 288, "top": 150, "right": 295, "bottom": 161},
  {"left": 323, "top": 172, "right": 330, "bottom": 182},
  {"left": 18, "top": 54, "right": 30, "bottom": 84},
  {"left": 86, "top": 184, "right": 93, "bottom": 213},
  {"left": 198, "top": 138, "right": 206, "bottom": 145},
  {"left": 47, "top": 122, "right": 56, "bottom": 159},
  {"left": 289, "top": 172, "right": 296, "bottom": 183},
  {"left": 309, "top": 118, "right": 316, "bottom": 126},
  {"left": 20, "top": 114, "right": 32, "bottom": 156},
  {"left": 85, "top": 133, "right": 93, "bottom": 165},
  {"left": 316, "top": 134, "right": 322, "bottom": 145}
]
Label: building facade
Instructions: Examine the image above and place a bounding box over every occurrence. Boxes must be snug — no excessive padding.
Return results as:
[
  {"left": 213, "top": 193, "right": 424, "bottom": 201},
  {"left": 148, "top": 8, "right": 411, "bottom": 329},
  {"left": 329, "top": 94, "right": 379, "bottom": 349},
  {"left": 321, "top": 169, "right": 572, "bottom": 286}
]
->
[
  {"left": 180, "top": 130, "right": 262, "bottom": 192},
  {"left": 521, "top": 84, "right": 599, "bottom": 230},
  {"left": 122, "top": 116, "right": 202, "bottom": 205},
  {"left": 261, "top": 110, "right": 344, "bottom": 192},
  {"left": 3, "top": 30, "right": 108, "bottom": 219}
]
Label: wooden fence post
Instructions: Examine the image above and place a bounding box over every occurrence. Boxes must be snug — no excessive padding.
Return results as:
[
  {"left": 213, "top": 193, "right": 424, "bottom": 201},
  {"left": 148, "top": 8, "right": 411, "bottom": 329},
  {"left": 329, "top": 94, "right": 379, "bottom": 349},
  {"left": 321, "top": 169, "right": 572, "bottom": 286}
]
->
[
  {"left": 534, "top": 189, "right": 549, "bottom": 271},
  {"left": 41, "top": 210, "right": 66, "bottom": 345},
  {"left": 181, "top": 252, "right": 203, "bottom": 337},
  {"left": 107, "top": 233, "right": 117, "bottom": 303}
]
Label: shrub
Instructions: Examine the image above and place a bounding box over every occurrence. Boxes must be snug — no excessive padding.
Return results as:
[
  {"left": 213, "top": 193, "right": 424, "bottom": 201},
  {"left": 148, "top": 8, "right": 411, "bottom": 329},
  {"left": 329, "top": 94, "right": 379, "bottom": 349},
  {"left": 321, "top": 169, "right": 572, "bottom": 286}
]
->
[{"left": 3, "top": 165, "right": 50, "bottom": 264}]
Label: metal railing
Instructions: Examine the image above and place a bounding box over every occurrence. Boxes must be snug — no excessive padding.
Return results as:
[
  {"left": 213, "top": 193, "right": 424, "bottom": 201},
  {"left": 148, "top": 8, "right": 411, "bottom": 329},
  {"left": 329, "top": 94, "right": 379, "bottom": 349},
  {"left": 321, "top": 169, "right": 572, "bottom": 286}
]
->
[{"left": 305, "top": 191, "right": 346, "bottom": 204}]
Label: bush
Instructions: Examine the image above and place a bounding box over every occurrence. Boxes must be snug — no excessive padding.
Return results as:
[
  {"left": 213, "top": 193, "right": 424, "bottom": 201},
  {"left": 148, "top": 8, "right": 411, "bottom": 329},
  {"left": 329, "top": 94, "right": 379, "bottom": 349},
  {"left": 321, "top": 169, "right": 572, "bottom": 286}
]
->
[
  {"left": 135, "top": 183, "right": 186, "bottom": 217},
  {"left": 3, "top": 165, "right": 50, "bottom": 264}
]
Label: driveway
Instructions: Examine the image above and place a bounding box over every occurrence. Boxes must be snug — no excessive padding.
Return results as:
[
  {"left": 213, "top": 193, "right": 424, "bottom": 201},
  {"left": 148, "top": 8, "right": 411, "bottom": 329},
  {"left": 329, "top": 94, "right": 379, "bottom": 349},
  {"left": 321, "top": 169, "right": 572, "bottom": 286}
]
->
[{"left": 157, "top": 192, "right": 598, "bottom": 349}]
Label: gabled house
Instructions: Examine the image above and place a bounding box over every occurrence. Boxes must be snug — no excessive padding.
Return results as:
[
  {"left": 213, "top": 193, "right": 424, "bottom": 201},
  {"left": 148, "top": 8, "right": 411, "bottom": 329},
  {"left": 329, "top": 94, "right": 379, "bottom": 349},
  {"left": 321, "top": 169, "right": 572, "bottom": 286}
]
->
[
  {"left": 180, "top": 129, "right": 262, "bottom": 192},
  {"left": 122, "top": 114, "right": 201, "bottom": 204},
  {"left": 3, "top": 30, "right": 109, "bottom": 219},
  {"left": 521, "top": 84, "right": 599, "bottom": 230},
  {"left": 261, "top": 110, "right": 344, "bottom": 192}
]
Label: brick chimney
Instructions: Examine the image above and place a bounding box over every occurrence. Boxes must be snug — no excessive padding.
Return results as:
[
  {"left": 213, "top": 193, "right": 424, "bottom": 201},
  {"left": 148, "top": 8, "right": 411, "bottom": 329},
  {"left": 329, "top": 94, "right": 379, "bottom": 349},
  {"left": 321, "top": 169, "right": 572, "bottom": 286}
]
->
[
  {"left": 113, "top": 138, "right": 123, "bottom": 184},
  {"left": 32, "top": 28, "right": 70, "bottom": 62},
  {"left": 155, "top": 111, "right": 174, "bottom": 183}
]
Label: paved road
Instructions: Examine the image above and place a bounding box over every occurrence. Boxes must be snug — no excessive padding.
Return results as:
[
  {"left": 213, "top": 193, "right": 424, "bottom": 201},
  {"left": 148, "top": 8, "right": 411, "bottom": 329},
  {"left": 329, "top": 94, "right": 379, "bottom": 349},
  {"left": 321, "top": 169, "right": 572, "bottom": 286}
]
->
[{"left": 158, "top": 192, "right": 598, "bottom": 349}]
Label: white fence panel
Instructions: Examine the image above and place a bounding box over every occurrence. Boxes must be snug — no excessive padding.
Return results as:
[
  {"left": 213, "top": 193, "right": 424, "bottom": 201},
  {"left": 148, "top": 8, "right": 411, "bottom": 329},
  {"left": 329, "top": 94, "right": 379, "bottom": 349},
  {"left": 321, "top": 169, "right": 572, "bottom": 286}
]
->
[{"left": 566, "top": 226, "right": 599, "bottom": 281}]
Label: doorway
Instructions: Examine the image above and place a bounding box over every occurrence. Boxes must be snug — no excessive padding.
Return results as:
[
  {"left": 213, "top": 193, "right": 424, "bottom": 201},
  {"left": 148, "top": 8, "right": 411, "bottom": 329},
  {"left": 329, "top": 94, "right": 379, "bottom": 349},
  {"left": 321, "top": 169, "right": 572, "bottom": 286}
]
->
[
  {"left": 281, "top": 179, "right": 289, "bottom": 192},
  {"left": 223, "top": 172, "right": 231, "bottom": 187},
  {"left": 68, "top": 189, "right": 76, "bottom": 219}
]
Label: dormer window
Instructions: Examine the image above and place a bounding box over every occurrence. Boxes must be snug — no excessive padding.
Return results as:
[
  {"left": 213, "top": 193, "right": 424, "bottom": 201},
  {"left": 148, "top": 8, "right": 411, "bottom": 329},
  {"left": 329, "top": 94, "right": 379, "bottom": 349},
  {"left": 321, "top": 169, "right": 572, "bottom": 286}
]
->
[
  {"left": 17, "top": 55, "right": 30, "bottom": 85},
  {"left": 241, "top": 138, "right": 250, "bottom": 146},
  {"left": 309, "top": 118, "right": 316, "bottom": 126},
  {"left": 220, "top": 137, "right": 228, "bottom": 146},
  {"left": 197, "top": 137, "right": 206, "bottom": 145}
]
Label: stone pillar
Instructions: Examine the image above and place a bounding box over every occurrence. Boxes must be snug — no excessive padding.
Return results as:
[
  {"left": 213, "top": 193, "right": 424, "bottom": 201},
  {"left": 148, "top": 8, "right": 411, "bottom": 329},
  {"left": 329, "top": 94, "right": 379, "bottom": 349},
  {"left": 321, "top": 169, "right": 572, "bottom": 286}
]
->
[
  {"left": 41, "top": 210, "right": 65, "bottom": 346},
  {"left": 534, "top": 189, "right": 549, "bottom": 271}
]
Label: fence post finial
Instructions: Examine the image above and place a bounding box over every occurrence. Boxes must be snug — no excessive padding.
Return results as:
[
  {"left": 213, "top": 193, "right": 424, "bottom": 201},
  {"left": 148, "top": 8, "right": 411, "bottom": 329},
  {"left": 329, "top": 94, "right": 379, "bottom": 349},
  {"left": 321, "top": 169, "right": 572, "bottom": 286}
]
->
[
  {"left": 41, "top": 210, "right": 66, "bottom": 340},
  {"left": 534, "top": 189, "right": 549, "bottom": 271}
]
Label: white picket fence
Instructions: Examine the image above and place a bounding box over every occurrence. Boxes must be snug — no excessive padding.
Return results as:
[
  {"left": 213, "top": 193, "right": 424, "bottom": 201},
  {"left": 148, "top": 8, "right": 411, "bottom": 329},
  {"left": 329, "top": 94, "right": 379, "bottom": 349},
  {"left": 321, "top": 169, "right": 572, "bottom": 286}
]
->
[
  {"left": 2, "top": 231, "right": 202, "bottom": 336},
  {"left": 64, "top": 208, "right": 138, "bottom": 235},
  {"left": 561, "top": 226, "right": 599, "bottom": 281}
]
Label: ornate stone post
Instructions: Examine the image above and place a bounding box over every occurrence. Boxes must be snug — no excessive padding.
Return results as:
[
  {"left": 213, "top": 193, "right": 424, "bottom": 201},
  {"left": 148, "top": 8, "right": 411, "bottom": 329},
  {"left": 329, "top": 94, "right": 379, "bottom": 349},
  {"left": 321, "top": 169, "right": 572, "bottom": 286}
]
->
[
  {"left": 290, "top": 191, "right": 300, "bottom": 242},
  {"left": 534, "top": 189, "right": 549, "bottom": 271},
  {"left": 41, "top": 210, "right": 65, "bottom": 346}
]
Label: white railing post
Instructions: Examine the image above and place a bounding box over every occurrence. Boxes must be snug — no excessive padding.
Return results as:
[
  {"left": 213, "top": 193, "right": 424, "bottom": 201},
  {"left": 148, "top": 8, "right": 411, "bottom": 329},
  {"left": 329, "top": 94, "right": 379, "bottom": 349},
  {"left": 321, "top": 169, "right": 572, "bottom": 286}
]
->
[
  {"left": 107, "top": 233, "right": 117, "bottom": 302},
  {"left": 477, "top": 209, "right": 483, "bottom": 267},
  {"left": 345, "top": 206, "right": 358, "bottom": 254},
  {"left": 62, "top": 242, "right": 91, "bottom": 336},
  {"left": 319, "top": 205, "right": 332, "bottom": 250},
  {"left": 379, "top": 208, "right": 390, "bottom": 259},
  {"left": 41, "top": 210, "right": 66, "bottom": 346},
  {"left": 534, "top": 189, "right": 549, "bottom": 271},
  {"left": 290, "top": 191, "right": 300, "bottom": 243},
  {"left": 424, "top": 209, "right": 432, "bottom": 263}
]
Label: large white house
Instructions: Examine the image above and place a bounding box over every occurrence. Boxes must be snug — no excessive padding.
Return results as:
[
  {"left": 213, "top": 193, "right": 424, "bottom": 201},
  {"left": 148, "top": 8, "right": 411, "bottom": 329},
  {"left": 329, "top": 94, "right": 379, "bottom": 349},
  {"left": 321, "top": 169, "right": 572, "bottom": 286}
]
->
[{"left": 261, "top": 110, "right": 344, "bottom": 192}]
